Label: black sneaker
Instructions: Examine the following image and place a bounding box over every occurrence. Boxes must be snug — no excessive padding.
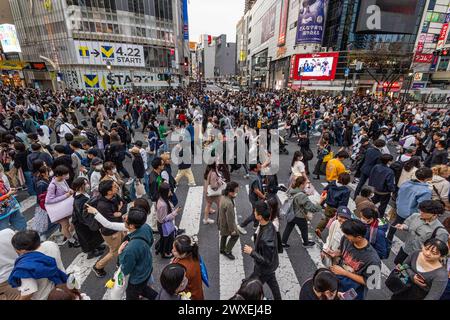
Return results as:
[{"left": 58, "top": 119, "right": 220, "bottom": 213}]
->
[
  {"left": 92, "top": 266, "right": 107, "bottom": 278},
  {"left": 68, "top": 239, "right": 81, "bottom": 248},
  {"left": 302, "top": 241, "right": 316, "bottom": 248},
  {"left": 281, "top": 243, "right": 290, "bottom": 248}
]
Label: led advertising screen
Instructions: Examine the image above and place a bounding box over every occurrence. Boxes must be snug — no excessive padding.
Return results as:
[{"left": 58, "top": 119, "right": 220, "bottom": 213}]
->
[
  {"left": 356, "top": 0, "right": 421, "bottom": 34},
  {"left": 291, "top": 52, "right": 339, "bottom": 81},
  {"left": 0, "top": 24, "right": 22, "bottom": 53}
]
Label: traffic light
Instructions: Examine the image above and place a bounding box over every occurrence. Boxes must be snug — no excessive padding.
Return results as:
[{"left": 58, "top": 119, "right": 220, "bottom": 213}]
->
[
  {"left": 433, "top": 49, "right": 450, "bottom": 56},
  {"left": 184, "top": 57, "right": 189, "bottom": 67}
]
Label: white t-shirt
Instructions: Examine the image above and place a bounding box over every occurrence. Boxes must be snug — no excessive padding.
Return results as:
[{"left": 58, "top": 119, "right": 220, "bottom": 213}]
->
[
  {"left": 291, "top": 160, "right": 306, "bottom": 177},
  {"left": 18, "top": 242, "right": 65, "bottom": 300},
  {"left": 0, "top": 229, "right": 17, "bottom": 283}
]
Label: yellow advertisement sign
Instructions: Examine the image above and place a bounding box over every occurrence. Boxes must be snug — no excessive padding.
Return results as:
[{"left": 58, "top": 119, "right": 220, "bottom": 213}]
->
[
  {"left": 0, "top": 61, "right": 27, "bottom": 70},
  {"left": 239, "top": 51, "right": 246, "bottom": 62}
]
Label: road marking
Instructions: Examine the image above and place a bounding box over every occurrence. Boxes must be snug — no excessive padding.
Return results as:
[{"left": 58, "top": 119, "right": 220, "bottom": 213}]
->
[
  {"left": 247, "top": 186, "right": 301, "bottom": 300},
  {"left": 179, "top": 186, "right": 204, "bottom": 236},
  {"left": 67, "top": 253, "right": 101, "bottom": 288}
]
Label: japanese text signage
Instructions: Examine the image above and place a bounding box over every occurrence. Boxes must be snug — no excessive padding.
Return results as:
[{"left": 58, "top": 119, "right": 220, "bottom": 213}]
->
[
  {"left": 296, "top": 0, "right": 328, "bottom": 44},
  {"left": 74, "top": 40, "right": 145, "bottom": 67}
]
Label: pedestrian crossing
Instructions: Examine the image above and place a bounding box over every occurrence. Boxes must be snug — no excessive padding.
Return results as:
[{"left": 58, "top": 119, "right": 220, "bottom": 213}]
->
[{"left": 12, "top": 179, "right": 408, "bottom": 300}]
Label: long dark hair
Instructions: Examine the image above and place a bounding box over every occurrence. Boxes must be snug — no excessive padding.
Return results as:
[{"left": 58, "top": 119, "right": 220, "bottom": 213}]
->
[
  {"left": 158, "top": 182, "right": 172, "bottom": 212},
  {"left": 173, "top": 235, "right": 199, "bottom": 261},
  {"left": 204, "top": 163, "right": 217, "bottom": 180},
  {"left": 267, "top": 197, "right": 279, "bottom": 221},
  {"left": 291, "top": 151, "right": 303, "bottom": 167}
]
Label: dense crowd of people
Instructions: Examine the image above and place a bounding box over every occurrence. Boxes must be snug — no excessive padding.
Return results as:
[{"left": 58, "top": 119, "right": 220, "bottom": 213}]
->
[{"left": 0, "top": 85, "right": 449, "bottom": 301}]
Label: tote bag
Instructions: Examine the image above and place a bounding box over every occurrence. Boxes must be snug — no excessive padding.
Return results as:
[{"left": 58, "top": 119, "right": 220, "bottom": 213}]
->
[{"left": 46, "top": 196, "right": 74, "bottom": 223}]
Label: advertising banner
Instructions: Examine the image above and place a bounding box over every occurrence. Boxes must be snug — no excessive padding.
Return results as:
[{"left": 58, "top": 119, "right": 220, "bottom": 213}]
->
[
  {"left": 74, "top": 40, "right": 145, "bottom": 67},
  {"left": 182, "top": 0, "right": 189, "bottom": 40},
  {"left": 291, "top": 52, "right": 339, "bottom": 81},
  {"left": 356, "top": 0, "right": 421, "bottom": 34},
  {"left": 261, "top": 5, "right": 277, "bottom": 44},
  {"left": 278, "top": 0, "right": 290, "bottom": 47},
  {"left": 296, "top": 0, "right": 328, "bottom": 44},
  {"left": 77, "top": 71, "right": 161, "bottom": 90},
  {"left": 0, "top": 24, "right": 22, "bottom": 53},
  {"left": 436, "top": 23, "right": 449, "bottom": 50}
]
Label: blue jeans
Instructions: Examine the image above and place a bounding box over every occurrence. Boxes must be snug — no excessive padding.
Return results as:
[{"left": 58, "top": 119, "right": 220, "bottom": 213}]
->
[
  {"left": 337, "top": 275, "right": 365, "bottom": 300},
  {"left": 0, "top": 210, "right": 27, "bottom": 231},
  {"left": 24, "top": 171, "right": 36, "bottom": 196}
]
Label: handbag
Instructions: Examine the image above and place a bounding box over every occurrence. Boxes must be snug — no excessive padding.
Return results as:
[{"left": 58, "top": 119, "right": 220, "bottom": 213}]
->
[
  {"left": 161, "top": 219, "right": 176, "bottom": 237},
  {"left": 45, "top": 196, "right": 74, "bottom": 223},
  {"left": 385, "top": 265, "right": 412, "bottom": 294},
  {"left": 199, "top": 256, "right": 210, "bottom": 287},
  {"left": 31, "top": 206, "right": 49, "bottom": 233},
  {"left": 303, "top": 149, "right": 314, "bottom": 161}
]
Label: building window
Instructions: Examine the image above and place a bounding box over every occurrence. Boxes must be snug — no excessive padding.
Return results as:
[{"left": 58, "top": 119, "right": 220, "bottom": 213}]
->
[
  {"left": 248, "top": 38, "right": 251, "bottom": 44},
  {"left": 428, "top": 0, "right": 436, "bottom": 10},
  {"left": 438, "top": 57, "right": 449, "bottom": 71},
  {"left": 249, "top": 27, "right": 252, "bottom": 33}
]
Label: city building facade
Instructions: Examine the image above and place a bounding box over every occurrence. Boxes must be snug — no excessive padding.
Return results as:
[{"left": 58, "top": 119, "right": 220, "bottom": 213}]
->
[{"left": 9, "top": 0, "right": 189, "bottom": 90}]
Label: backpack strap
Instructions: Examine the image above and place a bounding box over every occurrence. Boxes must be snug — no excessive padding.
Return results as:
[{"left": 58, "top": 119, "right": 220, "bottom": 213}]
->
[{"left": 430, "top": 226, "right": 445, "bottom": 240}]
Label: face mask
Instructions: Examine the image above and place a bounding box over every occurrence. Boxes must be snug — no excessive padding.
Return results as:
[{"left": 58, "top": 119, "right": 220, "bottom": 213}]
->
[
  {"left": 49, "top": 170, "right": 54, "bottom": 177},
  {"left": 112, "top": 168, "right": 118, "bottom": 174},
  {"left": 64, "top": 174, "right": 70, "bottom": 180},
  {"left": 95, "top": 165, "right": 103, "bottom": 171}
]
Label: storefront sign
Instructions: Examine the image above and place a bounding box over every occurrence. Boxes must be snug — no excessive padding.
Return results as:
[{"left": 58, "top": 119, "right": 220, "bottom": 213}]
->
[
  {"left": 276, "top": 46, "right": 287, "bottom": 58},
  {"left": 0, "top": 60, "right": 26, "bottom": 70},
  {"left": 74, "top": 40, "right": 145, "bottom": 67},
  {"left": 437, "top": 23, "right": 449, "bottom": 49},
  {"left": 296, "top": 0, "right": 328, "bottom": 44},
  {"left": 412, "top": 82, "right": 426, "bottom": 89},
  {"left": 182, "top": 0, "right": 189, "bottom": 40},
  {"left": 28, "top": 62, "right": 48, "bottom": 71},
  {"left": 414, "top": 53, "right": 434, "bottom": 63},
  {"left": 277, "top": 0, "right": 290, "bottom": 47},
  {"left": 414, "top": 73, "right": 423, "bottom": 81}
]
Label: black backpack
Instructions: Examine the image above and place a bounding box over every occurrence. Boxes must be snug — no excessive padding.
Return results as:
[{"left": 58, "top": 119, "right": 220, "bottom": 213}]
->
[
  {"left": 85, "top": 131, "right": 97, "bottom": 146},
  {"left": 148, "top": 171, "right": 161, "bottom": 202}
]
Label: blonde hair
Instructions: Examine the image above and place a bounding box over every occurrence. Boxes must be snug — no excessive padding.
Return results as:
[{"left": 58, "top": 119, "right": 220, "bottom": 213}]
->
[{"left": 432, "top": 165, "right": 449, "bottom": 177}]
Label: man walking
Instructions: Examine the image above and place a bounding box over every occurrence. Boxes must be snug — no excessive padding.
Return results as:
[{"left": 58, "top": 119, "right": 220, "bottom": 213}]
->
[
  {"left": 218, "top": 182, "right": 240, "bottom": 260},
  {"left": 243, "top": 200, "right": 281, "bottom": 300}
]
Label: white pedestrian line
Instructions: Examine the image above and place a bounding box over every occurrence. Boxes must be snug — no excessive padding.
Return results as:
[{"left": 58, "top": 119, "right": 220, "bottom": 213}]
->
[
  {"left": 219, "top": 233, "right": 246, "bottom": 300},
  {"left": 20, "top": 195, "right": 37, "bottom": 212},
  {"left": 67, "top": 253, "right": 101, "bottom": 288},
  {"left": 179, "top": 186, "right": 204, "bottom": 236},
  {"left": 244, "top": 186, "right": 301, "bottom": 300}
]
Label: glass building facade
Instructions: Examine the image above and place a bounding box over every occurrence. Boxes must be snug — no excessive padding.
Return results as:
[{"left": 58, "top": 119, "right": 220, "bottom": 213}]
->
[{"left": 9, "top": 0, "right": 186, "bottom": 89}]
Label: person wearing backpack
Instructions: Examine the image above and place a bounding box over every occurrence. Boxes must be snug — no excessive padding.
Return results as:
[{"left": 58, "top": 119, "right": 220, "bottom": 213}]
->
[
  {"left": 392, "top": 200, "right": 449, "bottom": 265},
  {"left": 368, "top": 154, "right": 396, "bottom": 218},
  {"left": 281, "top": 176, "right": 322, "bottom": 248},
  {"left": 71, "top": 177, "right": 105, "bottom": 260},
  {"left": 70, "top": 141, "right": 88, "bottom": 179},
  {"left": 387, "top": 167, "right": 433, "bottom": 241},
  {"left": 316, "top": 173, "right": 352, "bottom": 237},
  {"left": 360, "top": 208, "right": 390, "bottom": 260}
]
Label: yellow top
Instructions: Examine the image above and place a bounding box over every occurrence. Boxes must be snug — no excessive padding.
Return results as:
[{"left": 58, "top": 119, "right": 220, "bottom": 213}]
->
[{"left": 326, "top": 158, "right": 347, "bottom": 182}]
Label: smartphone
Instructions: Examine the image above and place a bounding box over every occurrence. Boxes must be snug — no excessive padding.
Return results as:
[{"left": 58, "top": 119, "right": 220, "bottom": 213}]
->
[{"left": 341, "top": 288, "right": 357, "bottom": 300}]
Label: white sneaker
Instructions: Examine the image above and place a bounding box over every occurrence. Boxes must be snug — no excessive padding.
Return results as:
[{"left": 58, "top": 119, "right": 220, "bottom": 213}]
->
[
  {"left": 125, "top": 179, "right": 134, "bottom": 185},
  {"left": 237, "top": 225, "right": 247, "bottom": 235},
  {"left": 188, "top": 183, "right": 197, "bottom": 187},
  {"left": 203, "top": 218, "right": 215, "bottom": 225},
  {"left": 244, "top": 174, "right": 250, "bottom": 179}
]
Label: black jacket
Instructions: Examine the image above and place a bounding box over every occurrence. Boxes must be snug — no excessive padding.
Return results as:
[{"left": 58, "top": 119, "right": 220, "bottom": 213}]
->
[
  {"left": 132, "top": 155, "right": 145, "bottom": 179},
  {"left": 72, "top": 193, "right": 100, "bottom": 231},
  {"left": 13, "top": 150, "right": 30, "bottom": 171},
  {"left": 96, "top": 195, "right": 126, "bottom": 236},
  {"left": 250, "top": 222, "right": 279, "bottom": 276},
  {"left": 360, "top": 147, "right": 382, "bottom": 176}
]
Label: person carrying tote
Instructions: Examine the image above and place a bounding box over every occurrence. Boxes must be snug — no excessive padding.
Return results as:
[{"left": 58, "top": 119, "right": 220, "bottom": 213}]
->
[{"left": 45, "top": 165, "right": 79, "bottom": 248}]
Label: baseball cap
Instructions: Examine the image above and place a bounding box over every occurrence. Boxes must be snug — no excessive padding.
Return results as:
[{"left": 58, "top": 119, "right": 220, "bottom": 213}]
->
[
  {"left": 336, "top": 206, "right": 352, "bottom": 219},
  {"left": 91, "top": 157, "right": 103, "bottom": 166}
]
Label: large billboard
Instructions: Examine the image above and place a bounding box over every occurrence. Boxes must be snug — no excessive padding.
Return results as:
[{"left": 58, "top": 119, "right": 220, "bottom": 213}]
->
[
  {"left": 290, "top": 52, "right": 339, "bottom": 81},
  {"left": 295, "top": 0, "right": 328, "bottom": 44},
  {"left": 278, "top": 0, "right": 290, "bottom": 47},
  {"left": 261, "top": 5, "right": 277, "bottom": 44},
  {"left": 74, "top": 40, "right": 145, "bottom": 67},
  {"left": 182, "top": 0, "right": 189, "bottom": 40},
  {"left": 0, "top": 24, "right": 22, "bottom": 53},
  {"left": 356, "top": 0, "right": 421, "bottom": 34}
]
